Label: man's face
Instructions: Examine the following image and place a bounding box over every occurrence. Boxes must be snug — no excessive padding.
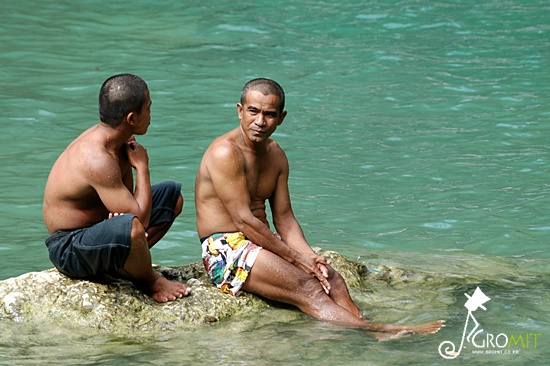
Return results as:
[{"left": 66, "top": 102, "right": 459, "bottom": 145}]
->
[
  {"left": 132, "top": 89, "right": 152, "bottom": 135},
  {"left": 237, "top": 90, "right": 287, "bottom": 144}
]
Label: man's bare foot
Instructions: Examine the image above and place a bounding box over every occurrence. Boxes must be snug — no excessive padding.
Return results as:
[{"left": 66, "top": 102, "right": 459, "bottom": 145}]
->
[
  {"left": 408, "top": 320, "right": 445, "bottom": 334},
  {"left": 370, "top": 320, "right": 444, "bottom": 341},
  {"left": 146, "top": 274, "right": 192, "bottom": 303},
  {"left": 395, "top": 320, "right": 445, "bottom": 335},
  {"left": 372, "top": 330, "right": 415, "bottom": 341}
]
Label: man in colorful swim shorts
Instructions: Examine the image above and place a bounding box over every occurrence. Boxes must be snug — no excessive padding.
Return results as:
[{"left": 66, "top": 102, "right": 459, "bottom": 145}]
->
[
  {"left": 43, "top": 74, "right": 191, "bottom": 303},
  {"left": 194, "top": 78, "right": 443, "bottom": 337}
]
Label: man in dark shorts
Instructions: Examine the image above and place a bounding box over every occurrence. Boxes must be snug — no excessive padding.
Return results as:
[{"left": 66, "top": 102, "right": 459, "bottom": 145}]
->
[{"left": 43, "top": 74, "right": 191, "bottom": 303}]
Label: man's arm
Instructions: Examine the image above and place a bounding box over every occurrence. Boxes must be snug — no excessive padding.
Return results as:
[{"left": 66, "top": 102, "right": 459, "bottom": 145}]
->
[
  {"left": 269, "top": 152, "right": 314, "bottom": 254},
  {"left": 87, "top": 140, "right": 152, "bottom": 227},
  {"left": 269, "top": 150, "right": 331, "bottom": 287}
]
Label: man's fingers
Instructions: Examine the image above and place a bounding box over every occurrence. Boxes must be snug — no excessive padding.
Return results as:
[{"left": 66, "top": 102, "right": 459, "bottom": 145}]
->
[
  {"left": 317, "top": 274, "right": 330, "bottom": 294},
  {"left": 321, "top": 279, "right": 330, "bottom": 294},
  {"left": 318, "top": 263, "right": 329, "bottom": 278}
]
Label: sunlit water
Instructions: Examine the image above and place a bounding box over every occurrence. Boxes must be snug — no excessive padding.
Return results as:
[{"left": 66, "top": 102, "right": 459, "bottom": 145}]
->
[{"left": 1, "top": 0, "right": 548, "bottom": 364}]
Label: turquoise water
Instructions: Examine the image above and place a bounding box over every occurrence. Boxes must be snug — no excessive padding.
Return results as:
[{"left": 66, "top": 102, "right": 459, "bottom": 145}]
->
[{"left": 1, "top": 0, "right": 548, "bottom": 364}]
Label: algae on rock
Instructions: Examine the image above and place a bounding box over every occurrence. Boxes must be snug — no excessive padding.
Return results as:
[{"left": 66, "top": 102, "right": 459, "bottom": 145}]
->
[{"left": 1, "top": 248, "right": 523, "bottom": 334}]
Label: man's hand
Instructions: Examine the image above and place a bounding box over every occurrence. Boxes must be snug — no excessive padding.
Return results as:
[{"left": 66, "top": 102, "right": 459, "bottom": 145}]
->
[
  {"left": 317, "top": 263, "right": 330, "bottom": 294},
  {"left": 125, "top": 139, "right": 149, "bottom": 169},
  {"left": 295, "top": 252, "right": 331, "bottom": 294}
]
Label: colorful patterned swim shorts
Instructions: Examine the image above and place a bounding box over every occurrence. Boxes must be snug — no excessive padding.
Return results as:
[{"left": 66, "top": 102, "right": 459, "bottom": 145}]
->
[{"left": 201, "top": 232, "right": 262, "bottom": 296}]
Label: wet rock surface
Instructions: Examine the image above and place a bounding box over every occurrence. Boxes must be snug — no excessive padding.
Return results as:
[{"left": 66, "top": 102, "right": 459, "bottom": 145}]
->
[{"left": 0, "top": 248, "right": 525, "bottom": 334}]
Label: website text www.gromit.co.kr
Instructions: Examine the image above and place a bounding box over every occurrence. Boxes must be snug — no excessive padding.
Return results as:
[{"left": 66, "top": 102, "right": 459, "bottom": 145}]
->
[{"left": 438, "top": 287, "right": 541, "bottom": 359}]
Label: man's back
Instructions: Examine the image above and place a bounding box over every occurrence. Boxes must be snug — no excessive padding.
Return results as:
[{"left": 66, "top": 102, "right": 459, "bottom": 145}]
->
[{"left": 43, "top": 125, "right": 129, "bottom": 233}]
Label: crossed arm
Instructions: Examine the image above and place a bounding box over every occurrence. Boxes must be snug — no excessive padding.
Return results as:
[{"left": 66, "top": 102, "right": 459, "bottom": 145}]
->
[{"left": 86, "top": 139, "right": 152, "bottom": 228}]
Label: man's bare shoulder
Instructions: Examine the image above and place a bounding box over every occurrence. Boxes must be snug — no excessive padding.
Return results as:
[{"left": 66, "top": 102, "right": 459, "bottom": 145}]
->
[
  {"left": 265, "top": 138, "right": 286, "bottom": 155},
  {"left": 55, "top": 126, "right": 123, "bottom": 186},
  {"left": 203, "top": 129, "right": 243, "bottom": 161},
  {"left": 261, "top": 138, "right": 288, "bottom": 173}
]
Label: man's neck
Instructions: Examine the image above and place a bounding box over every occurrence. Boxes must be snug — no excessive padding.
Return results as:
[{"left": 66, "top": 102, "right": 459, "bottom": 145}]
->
[
  {"left": 237, "top": 126, "right": 268, "bottom": 155},
  {"left": 97, "top": 122, "right": 132, "bottom": 153}
]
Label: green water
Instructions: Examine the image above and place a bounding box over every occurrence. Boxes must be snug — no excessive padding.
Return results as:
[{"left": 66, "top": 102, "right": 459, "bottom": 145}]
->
[{"left": 1, "top": 0, "right": 548, "bottom": 364}]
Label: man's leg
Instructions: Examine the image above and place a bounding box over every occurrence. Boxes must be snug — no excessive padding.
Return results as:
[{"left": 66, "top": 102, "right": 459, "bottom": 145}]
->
[
  {"left": 242, "top": 249, "right": 443, "bottom": 335},
  {"left": 118, "top": 216, "right": 191, "bottom": 302},
  {"left": 147, "top": 193, "right": 183, "bottom": 248},
  {"left": 324, "top": 265, "right": 362, "bottom": 318}
]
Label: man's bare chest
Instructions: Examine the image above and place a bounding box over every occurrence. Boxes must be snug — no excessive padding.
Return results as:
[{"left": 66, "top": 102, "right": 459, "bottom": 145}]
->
[{"left": 244, "top": 160, "right": 278, "bottom": 201}]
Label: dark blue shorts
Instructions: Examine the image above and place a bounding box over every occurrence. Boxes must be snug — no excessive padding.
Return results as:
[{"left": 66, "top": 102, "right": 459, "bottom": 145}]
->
[{"left": 45, "top": 181, "right": 181, "bottom": 278}]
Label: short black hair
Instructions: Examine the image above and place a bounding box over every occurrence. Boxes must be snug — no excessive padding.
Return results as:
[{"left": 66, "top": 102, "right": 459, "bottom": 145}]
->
[
  {"left": 240, "top": 78, "right": 285, "bottom": 112},
  {"left": 98, "top": 74, "right": 148, "bottom": 126}
]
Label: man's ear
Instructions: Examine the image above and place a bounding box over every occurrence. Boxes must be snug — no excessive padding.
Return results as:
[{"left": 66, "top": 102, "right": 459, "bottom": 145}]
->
[
  {"left": 125, "top": 112, "right": 135, "bottom": 126},
  {"left": 278, "top": 110, "right": 287, "bottom": 126},
  {"left": 237, "top": 103, "right": 243, "bottom": 120}
]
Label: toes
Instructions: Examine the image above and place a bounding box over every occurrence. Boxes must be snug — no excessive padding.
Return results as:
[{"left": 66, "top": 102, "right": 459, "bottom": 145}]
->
[{"left": 180, "top": 285, "right": 192, "bottom": 297}]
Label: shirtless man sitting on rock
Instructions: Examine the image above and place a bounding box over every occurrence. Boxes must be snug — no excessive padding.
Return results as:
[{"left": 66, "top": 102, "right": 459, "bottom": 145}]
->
[
  {"left": 194, "top": 77, "right": 443, "bottom": 338},
  {"left": 43, "top": 74, "right": 191, "bottom": 303}
]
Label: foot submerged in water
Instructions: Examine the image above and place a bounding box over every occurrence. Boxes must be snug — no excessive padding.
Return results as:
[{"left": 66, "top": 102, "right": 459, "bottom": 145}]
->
[
  {"left": 372, "top": 320, "right": 445, "bottom": 341},
  {"left": 407, "top": 320, "right": 445, "bottom": 335}
]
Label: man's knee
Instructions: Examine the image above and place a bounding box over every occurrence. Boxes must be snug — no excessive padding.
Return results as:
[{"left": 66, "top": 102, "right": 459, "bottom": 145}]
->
[
  {"left": 299, "top": 276, "right": 327, "bottom": 301},
  {"left": 130, "top": 216, "right": 147, "bottom": 246},
  {"left": 327, "top": 267, "right": 347, "bottom": 288},
  {"left": 174, "top": 193, "right": 184, "bottom": 218}
]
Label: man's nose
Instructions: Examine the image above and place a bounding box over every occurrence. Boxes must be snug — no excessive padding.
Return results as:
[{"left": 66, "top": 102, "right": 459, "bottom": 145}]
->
[{"left": 255, "top": 114, "right": 266, "bottom": 126}]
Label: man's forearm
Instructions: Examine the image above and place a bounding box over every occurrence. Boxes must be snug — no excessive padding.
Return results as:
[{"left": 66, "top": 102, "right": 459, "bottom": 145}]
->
[
  {"left": 239, "top": 216, "right": 299, "bottom": 263},
  {"left": 280, "top": 233, "right": 313, "bottom": 254},
  {"left": 275, "top": 218, "right": 314, "bottom": 254},
  {"left": 133, "top": 166, "right": 152, "bottom": 228}
]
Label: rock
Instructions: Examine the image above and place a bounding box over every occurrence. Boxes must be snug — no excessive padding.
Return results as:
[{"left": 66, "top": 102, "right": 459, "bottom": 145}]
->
[
  {"left": 0, "top": 248, "right": 523, "bottom": 334},
  {"left": 0, "top": 263, "right": 265, "bottom": 334},
  {"left": 1, "top": 249, "right": 369, "bottom": 333}
]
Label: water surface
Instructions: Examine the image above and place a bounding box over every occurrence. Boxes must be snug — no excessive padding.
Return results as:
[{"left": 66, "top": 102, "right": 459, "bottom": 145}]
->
[{"left": 1, "top": 0, "right": 548, "bottom": 364}]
